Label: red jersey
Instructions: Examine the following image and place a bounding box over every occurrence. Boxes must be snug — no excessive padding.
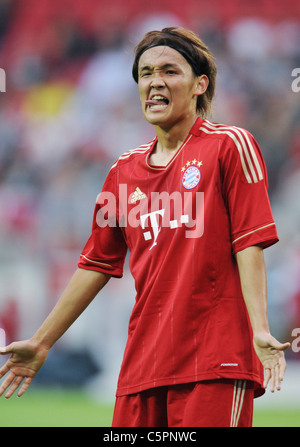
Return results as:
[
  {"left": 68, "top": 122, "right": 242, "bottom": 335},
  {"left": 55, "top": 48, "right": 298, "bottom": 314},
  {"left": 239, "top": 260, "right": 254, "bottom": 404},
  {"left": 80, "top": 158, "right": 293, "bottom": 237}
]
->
[{"left": 78, "top": 117, "right": 278, "bottom": 398}]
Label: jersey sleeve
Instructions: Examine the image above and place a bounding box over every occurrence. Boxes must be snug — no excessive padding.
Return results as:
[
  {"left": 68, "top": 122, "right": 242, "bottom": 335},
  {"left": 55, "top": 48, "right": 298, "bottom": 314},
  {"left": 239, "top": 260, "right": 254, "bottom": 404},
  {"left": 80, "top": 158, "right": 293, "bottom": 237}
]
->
[
  {"left": 78, "top": 167, "right": 128, "bottom": 277},
  {"left": 220, "top": 127, "right": 279, "bottom": 254}
]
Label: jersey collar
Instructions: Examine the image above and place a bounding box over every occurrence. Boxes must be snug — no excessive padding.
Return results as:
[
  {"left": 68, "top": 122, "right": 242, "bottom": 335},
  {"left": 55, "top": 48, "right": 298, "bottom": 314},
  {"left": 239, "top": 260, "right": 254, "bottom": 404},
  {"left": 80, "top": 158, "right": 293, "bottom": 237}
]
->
[{"left": 189, "top": 116, "right": 204, "bottom": 136}]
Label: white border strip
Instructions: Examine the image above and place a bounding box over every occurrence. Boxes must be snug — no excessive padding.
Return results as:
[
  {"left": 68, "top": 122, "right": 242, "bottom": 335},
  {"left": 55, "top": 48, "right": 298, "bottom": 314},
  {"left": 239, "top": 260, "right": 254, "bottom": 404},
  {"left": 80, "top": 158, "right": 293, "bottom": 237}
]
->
[{"left": 230, "top": 380, "right": 246, "bottom": 427}]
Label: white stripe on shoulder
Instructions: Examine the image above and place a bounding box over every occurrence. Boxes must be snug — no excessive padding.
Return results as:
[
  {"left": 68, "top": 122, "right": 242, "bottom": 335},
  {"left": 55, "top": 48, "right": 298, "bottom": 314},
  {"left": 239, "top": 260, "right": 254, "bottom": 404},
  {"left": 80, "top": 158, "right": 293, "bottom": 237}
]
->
[
  {"left": 111, "top": 141, "right": 153, "bottom": 169},
  {"left": 200, "top": 120, "right": 263, "bottom": 184}
]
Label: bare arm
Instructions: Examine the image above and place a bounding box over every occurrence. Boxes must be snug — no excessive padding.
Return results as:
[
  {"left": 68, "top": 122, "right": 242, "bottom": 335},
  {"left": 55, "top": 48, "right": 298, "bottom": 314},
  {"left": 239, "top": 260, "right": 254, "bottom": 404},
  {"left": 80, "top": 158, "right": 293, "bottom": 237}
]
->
[
  {"left": 0, "top": 268, "right": 110, "bottom": 398},
  {"left": 32, "top": 268, "right": 110, "bottom": 349},
  {"left": 235, "top": 246, "right": 290, "bottom": 392}
]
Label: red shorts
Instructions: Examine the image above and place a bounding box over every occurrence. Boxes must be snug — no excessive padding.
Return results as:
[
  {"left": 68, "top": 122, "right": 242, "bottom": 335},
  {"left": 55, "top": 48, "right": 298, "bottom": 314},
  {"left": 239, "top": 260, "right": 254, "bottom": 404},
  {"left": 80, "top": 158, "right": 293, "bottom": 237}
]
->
[{"left": 112, "top": 380, "right": 254, "bottom": 427}]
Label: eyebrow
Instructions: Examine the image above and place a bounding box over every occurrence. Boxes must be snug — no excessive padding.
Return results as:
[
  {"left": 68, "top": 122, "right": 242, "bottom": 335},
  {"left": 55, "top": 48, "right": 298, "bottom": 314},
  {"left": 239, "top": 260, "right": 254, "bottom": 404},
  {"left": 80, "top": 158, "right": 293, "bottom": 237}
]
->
[{"left": 139, "top": 63, "right": 180, "bottom": 74}]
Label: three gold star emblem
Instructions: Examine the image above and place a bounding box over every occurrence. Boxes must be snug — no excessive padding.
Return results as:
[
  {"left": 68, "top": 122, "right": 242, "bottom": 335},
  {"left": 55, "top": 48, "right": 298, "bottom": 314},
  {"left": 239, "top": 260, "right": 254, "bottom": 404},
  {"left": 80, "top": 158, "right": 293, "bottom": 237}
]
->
[{"left": 181, "top": 160, "right": 203, "bottom": 172}]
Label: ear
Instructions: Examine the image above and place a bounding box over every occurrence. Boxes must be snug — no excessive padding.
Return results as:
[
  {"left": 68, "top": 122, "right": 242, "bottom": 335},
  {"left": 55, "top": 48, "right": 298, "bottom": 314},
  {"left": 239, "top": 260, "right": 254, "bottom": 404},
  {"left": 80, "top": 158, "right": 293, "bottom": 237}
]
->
[{"left": 194, "top": 75, "right": 209, "bottom": 96}]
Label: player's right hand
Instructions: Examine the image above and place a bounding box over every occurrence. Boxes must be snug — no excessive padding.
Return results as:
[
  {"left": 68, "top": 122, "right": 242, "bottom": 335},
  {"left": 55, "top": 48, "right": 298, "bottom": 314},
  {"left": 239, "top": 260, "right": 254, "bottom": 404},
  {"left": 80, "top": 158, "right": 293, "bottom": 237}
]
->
[{"left": 0, "top": 339, "right": 49, "bottom": 398}]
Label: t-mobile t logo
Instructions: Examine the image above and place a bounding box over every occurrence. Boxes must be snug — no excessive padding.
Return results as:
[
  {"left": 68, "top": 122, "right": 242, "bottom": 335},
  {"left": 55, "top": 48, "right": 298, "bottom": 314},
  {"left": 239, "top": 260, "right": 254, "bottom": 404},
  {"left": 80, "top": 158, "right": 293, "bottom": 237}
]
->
[
  {"left": 141, "top": 209, "right": 165, "bottom": 250},
  {"left": 140, "top": 195, "right": 204, "bottom": 250}
]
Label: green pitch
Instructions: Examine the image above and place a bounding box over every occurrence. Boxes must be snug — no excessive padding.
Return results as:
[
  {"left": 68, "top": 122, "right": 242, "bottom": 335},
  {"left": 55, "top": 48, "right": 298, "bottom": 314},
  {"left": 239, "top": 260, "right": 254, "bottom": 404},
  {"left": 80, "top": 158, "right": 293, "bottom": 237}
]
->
[
  {"left": 253, "top": 408, "right": 300, "bottom": 427},
  {"left": 0, "top": 387, "right": 299, "bottom": 427},
  {"left": 0, "top": 388, "right": 114, "bottom": 427}
]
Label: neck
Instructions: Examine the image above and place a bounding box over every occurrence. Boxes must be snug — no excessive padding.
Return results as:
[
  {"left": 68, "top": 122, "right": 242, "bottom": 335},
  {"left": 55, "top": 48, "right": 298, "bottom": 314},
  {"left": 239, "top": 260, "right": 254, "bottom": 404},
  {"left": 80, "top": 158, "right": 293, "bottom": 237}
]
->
[
  {"left": 149, "top": 116, "right": 198, "bottom": 167},
  {"left": 154, "top": 115, "right": 198, "bottom": 153}
]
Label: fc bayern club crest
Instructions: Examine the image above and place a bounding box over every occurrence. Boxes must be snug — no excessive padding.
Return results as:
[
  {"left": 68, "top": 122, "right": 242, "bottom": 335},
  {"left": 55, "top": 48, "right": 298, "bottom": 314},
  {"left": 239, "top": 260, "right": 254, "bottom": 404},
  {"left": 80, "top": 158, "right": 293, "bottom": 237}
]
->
[{"left": 182, "top": 165, "right": 201, "bottom": 189}]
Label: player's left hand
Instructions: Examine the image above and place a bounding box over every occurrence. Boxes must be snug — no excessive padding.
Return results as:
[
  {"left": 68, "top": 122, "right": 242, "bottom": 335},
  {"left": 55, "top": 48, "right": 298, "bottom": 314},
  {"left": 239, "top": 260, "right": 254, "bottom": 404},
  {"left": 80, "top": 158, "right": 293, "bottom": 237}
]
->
[{"left": 253, "top": 332, "right": 290, "bottom": 392}]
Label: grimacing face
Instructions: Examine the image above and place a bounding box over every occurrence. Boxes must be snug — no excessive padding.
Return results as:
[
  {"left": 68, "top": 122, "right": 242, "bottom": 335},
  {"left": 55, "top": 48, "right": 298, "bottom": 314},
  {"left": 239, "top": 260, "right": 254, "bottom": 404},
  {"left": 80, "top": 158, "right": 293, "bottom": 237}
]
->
[{"left": 137, "top": 46, "right": 207, "bottom": 130}]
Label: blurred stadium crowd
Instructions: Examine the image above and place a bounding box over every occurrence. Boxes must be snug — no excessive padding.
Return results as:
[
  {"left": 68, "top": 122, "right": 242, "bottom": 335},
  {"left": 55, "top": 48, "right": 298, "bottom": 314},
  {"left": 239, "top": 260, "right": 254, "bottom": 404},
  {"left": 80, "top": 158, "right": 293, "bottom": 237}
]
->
[{"left": 0, "top": 0, "right": 299, "bottom": 395}]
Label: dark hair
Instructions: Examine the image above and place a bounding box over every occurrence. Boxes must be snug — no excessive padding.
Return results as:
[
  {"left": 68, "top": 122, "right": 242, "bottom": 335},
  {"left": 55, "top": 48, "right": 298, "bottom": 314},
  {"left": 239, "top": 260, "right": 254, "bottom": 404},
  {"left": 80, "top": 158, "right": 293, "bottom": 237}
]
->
[{"left": 132, "top": 26, "right": 217, "bottom": 118}]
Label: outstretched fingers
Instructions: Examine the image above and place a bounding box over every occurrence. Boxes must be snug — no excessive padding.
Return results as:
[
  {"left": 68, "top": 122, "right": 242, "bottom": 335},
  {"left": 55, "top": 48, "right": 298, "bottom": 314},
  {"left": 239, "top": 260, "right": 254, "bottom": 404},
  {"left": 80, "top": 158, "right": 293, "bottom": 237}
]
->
[
  {"left": 264, "top": 351, "right": 287, "bottom": 392},
  {"left": 0, "top": 363, "right": 9, "bottom": 380},
  {"left": 4, "top": 374, "right": 23, "bottom": 399},
  {"left": 0, "top": 371, "right": 31, "bottom": 398},
  {"left": 279, "top": 351, "right": 288, "bottom": 381},
  {"left": 17, "top": 377, "right": 33, "bottom": 397},
  {"left": 263, "top": 367, "right": 271, "bottom": 390},
  {"left": 0, "top": 371, "right": 16, "bottom": 397}
]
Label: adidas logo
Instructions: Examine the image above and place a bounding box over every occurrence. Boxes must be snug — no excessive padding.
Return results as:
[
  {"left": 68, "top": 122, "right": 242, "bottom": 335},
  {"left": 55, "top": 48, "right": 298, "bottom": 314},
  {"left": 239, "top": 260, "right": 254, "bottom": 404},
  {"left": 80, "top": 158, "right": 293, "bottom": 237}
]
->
[{"left": 130, "top": 187, "right": 147, "bottom": 204}]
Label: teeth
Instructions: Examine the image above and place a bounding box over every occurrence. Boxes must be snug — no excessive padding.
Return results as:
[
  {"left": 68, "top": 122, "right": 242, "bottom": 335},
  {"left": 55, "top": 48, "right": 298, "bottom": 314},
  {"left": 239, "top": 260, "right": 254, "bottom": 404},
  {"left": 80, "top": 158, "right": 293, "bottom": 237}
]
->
[
  {"left": 149, "top": 104, "right": 167, "bottom": 108},
  {"left": 145, "top": 94, "right": 169, "bottom": 109},
  {"left": 152, "top": 95, "right": 166, "bottom": 100}
]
